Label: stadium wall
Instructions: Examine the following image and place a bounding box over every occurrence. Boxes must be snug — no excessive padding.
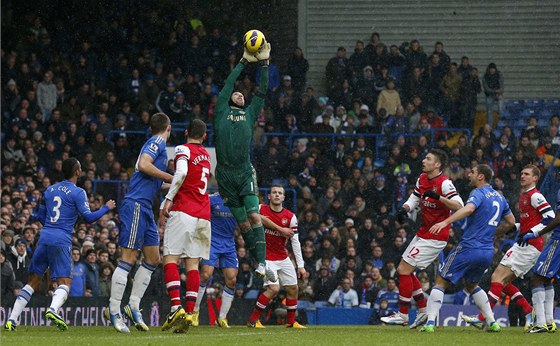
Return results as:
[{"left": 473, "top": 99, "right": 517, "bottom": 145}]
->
[{"left": 298, "top": 0, "right": 560, "bottom": 101}]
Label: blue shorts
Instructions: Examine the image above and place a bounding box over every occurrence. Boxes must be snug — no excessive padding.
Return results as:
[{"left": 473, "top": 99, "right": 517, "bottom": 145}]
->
[
  {"left": 29, "top": 243, "right": 72, "bottom": 279},
  {"left": 534, "top": 239, "right": 560, "bottom": 278},
  {"left": 439, "top": 245, "right": 493, "bottom": 285},
  {"left": 118, "top": 199, "right": 158, "bottom": 250},
  {"left": 201, "top": 239, "right": 238, "bottom": 269}
]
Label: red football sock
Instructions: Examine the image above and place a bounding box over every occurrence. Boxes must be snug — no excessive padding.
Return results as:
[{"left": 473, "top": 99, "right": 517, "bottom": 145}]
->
[
  {"left": 164, "top": 263, "right": 182, "bottom": 309},
  {"left": 504, "top": 283, "right": 533, "bottom": 315},
  {"left": 185, "top": 270, "right": 200, "bottom": 313},
  {"left": 478, "top": 282, "right": 503, "bottom": 321},
  {"left": 398, "top": 273, "right": 413, "bottom": 314},
  {"left": 286, "top": 298, "right": 298, "bottom": 324},
  {"left": 250, "top": 294, "right": 270, "bottom": 323},
  {"left": 411, "top": 274, "right": 426, "bottom": 309}
]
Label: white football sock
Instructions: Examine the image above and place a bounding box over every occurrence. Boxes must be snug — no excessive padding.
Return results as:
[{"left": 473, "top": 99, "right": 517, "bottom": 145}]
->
[
  {"left": 9, "top": 284, "right": 34, "bottom": 322},
  {"left": 110, "top": 261, "right": 132, "bottom": 314},
  {"left": 471, "top": 287, "right": 494, "bottom": 324},
  {"left": 544, "top": 284, "right": 554, "bottom": 324},
  {"left": 532, "top": 286, "right": 546, "bottom": 326},
  {"left": 194, "top": 281, "right": 207, "bottom": 312},
  {"left": 49, "top": 285, "right": 69, "bottom": 311},
  {"left": 129, "top": 261, "right": 156, "bottom": 311},
  {"left": 426, "top": 286, "right": 445, "bottom": 324},
  {"left": 219, "top": 285, "right": 235, "bottom": 319}
]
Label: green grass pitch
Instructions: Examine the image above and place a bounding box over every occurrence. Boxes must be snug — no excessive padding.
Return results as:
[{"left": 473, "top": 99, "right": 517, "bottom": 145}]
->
[{"left": 0, "top": 325, "right": 556, "bottom": 345}]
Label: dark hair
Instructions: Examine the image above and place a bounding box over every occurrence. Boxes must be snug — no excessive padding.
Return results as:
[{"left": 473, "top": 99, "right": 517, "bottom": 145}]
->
[
  {"left": 62, "top": 158, "right": 81, "bottom": 179},
  {"left": 476, "top": 164, "right": 493, "bottom": 182},
  {"left": 187, "top": 119, "right": 207, "bottom": 140},
  {"left": 522, "top": 164, "right": 541, "bottom": 178},
  {"left": 428, "top": 148, "right": 448, "bottom": 170},
  {"left": 150, "top": 113, "right": 170, "bottom": 134}
]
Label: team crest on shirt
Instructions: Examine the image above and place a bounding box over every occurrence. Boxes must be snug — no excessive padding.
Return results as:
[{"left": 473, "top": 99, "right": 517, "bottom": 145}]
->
[
  {"left": 282, "top": 218, "right": 288, "bottom": 225},
  {"left": 523, "top": 200, "right": 528, "bottom": 205}
]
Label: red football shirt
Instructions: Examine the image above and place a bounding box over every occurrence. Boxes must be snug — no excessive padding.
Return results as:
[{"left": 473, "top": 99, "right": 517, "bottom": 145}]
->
[
  {"left": 170, "top": 143, "right": 211, "bottom": 220},
  {"left": 260, "top": 204, "right": 298, "bottom": 261},
  {"left": 414, "top": 172, "right": 459, "bottom": 241},
  {"left": 519, "top": 187, "right": 551, "bottom": 251}
]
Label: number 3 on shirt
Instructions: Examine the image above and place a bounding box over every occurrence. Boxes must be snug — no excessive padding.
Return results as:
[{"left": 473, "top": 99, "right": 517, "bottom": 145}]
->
[
  {"left": 51, "top": 196, "right": 62, "bottom": 222},
  {"left": 199, "top": 167, "right": 209, "bottom": 195}
]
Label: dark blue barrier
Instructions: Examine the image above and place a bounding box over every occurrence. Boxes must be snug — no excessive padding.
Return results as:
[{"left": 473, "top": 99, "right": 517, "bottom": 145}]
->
[{"left": 260, "top": 128, "right": 471, "bottom": 164}]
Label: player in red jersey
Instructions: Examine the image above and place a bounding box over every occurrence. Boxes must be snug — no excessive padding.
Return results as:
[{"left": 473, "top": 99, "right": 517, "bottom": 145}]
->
[
  {"left": 160, "top": 119, "right": 212, "bottom": 333},
  {"left": 463, "top": 165, "right": 555, "bottom": 331},
  {"left": 382, "top": 149, "right": 464, "bottom": 327},
  {"left": 247, "top": 185, "right": 307, "bottom": 329}
]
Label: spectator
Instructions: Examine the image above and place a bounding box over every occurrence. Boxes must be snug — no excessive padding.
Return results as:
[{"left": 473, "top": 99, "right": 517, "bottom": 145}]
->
[
  {"left": 286, "top": 47, "right": 309, "bottom": 95},
  {"left": 70, "top": 247, "right": 87, "bottom": 296},
  {"left": 374, "top": 277, "right": 399, "bottom": 311},
  {"left": 376, "top": 79, "right": 401, "bottom": 116},
  {"left": 7, "top": 238, "right": 30, "bottom": 284},
  {"left": 482, "top": 62, "right": 505, "bottom": 126},
  {"left": 461, "top": 67, "right": 481, "bottom": 129},
  {"left": 36, "top": 71, "right": 57, "bottom": 121},
  {"left": 0, "top": 248, "right": 16, "bottom": 300},
  {"left": 369, "top": 298, "right": 395, "bottom": 325},
  {"left": 325, "top": 47, "right": 351, "bottom": 99},
  {"left": 99, "top": 262, "right": 115, "bottom": 297},
  {"left": 440, "top": 63, "right": 463, "bottom": 127},
  {"left": 84, "top": 248, "right": 101, "bottom": 297},
  {"left": 314, "top": 265, "right": 337, "bottom": 301},
  {"left": 328, "top": 278, "right": 359, "bottom": 307}
]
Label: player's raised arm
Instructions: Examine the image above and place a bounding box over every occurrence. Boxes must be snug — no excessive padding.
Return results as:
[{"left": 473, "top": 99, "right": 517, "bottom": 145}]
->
[
  {"left": 75, "top": 190, "right": 115, "bottom": 223},
  {"left": 246, "top": 43, "right": 271, "bottom": 122},
  {"left": 215, "top": 49, "right": 257, "bottom": 115},
  {"left": 32, "top": 199, "right": 47, "bottom": 225}
]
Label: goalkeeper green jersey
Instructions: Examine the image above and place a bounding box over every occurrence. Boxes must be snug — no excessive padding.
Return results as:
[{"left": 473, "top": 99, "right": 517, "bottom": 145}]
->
[{"left": 214, "top": 62, "right": 268, "bottom": 172}]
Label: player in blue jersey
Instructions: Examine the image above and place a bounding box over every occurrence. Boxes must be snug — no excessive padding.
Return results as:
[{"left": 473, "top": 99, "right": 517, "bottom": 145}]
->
[
  {"left": 191, "top": 193, "right": 239, "bottom": 328},
  {"left": 3, "top": 158, "right": 115, "bottom": 332},
  {"left": 419, "top": 164, "right": 516, "bottom": 333},
  {"left": 522, "top": 189, "right": 560, "bottom": 333},
  {"left": 106, "top": 113, "right": 173, "bottom": 333}
]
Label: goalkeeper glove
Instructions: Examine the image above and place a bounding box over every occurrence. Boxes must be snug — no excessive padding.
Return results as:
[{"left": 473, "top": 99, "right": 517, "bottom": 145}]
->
[
  {"left": 256, "top": 42, "right": 271, "bottom": 65},
  {"left": 241, "top": 48, "right": 258, "bottom": 64},
  {"left": 422, "top": 190, "right": 440, "bottom": 200}
]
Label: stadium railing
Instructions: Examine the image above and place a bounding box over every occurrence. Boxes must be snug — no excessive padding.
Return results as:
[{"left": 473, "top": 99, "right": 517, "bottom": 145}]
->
[{"left": 260, "top": 128, "right": 471, "bottom": 164}]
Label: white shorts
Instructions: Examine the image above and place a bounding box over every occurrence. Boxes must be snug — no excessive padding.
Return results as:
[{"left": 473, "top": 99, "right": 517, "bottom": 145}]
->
[
  {"left": 402, "top": 235, "right": 447, "bottom": 270},
  {"left": 163, "top": 211, "right": 211, "bottom": 259},
  {"left": 500, "top": 243, "right": 541, "bottom": 278},
  {"left": 264, "top": 257, "right": 297, "bottom": 287}
]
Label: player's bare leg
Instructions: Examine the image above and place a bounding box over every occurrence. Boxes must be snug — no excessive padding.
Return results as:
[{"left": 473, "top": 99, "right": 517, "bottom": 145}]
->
[
  {"left": 217, "top": 267, "right": 238, "bottom": 328},
  {"left": 6, "top": 273, "right": 43, "bottom": 331},
  {"left": 284, "top": 285, "right": 306, "bottom": 328},
  {"left": 248, "top": 284, "right": 279, "bottom": 328}
]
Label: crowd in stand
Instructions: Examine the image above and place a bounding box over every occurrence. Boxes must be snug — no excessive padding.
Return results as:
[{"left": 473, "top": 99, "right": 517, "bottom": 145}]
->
[{"left": 2, "top": 3, "right": 560, "bottom": 321}]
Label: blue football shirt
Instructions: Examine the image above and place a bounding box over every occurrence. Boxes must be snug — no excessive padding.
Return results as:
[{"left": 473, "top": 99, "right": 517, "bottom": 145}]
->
[
  {"left": 459, "top": 185, "right": 512, "bottom": 250},
  {"left": 125, "top": 135, "right": 168, "bottom": 208},
  {"left": 40, "top": 180, "right": 109, "bottom": 246},
  {"left": 550, "top": 190, "right": 560, "bottom": 240},
  {"left": 210, "top": 193, "right": 237, "bottom": 241}
]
